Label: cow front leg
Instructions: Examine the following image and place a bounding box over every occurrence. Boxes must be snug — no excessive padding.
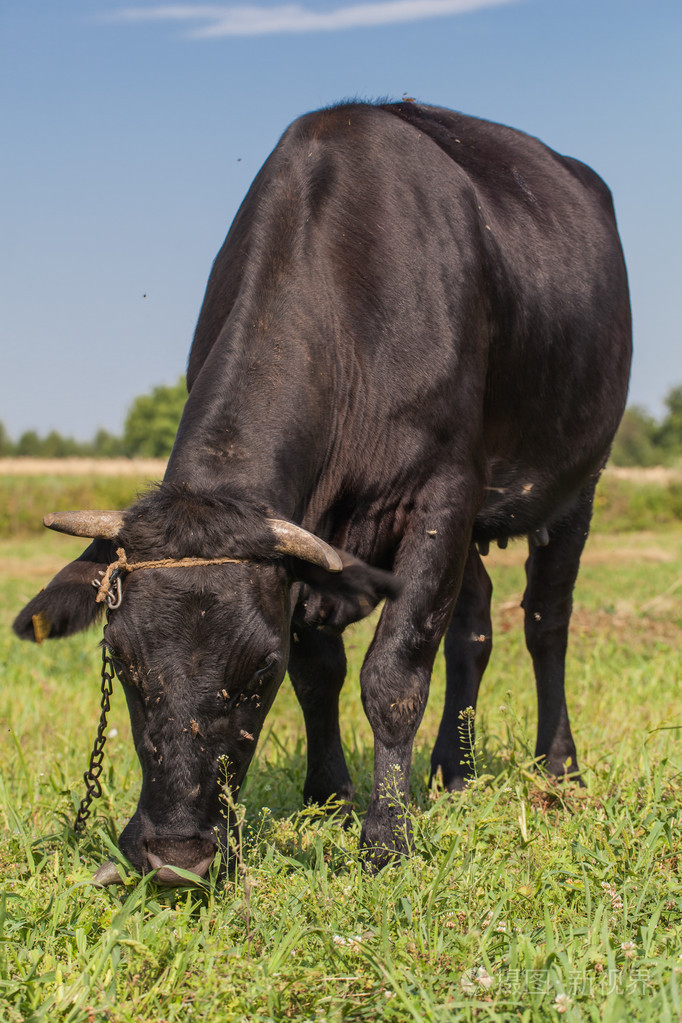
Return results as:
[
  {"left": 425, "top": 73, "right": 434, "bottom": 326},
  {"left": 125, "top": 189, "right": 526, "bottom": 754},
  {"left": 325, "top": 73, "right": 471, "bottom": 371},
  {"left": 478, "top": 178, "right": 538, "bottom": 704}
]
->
[
  {"left": 359, "top": 507, "right": 474, "bottom": 869},
  {"left": 288, "top": 624, "right": 354, "bottom": 810},
  {"left": 430, "top": 544, "right": 493, "bottom": 790},
  {"left": 523, "top": 483, "right": 596, "bottom": 781}
]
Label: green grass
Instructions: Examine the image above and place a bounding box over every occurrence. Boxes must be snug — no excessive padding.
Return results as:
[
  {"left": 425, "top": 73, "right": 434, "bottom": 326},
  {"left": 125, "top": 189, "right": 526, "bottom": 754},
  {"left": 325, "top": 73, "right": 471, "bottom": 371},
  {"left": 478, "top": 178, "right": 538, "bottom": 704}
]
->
[
  {"left": 1, "top": 523, "right": 681, "bottom": 1022},
  {"left": 0, "top": 475, "right": 157, "bottom": 539},
  {"left": 2, "top": 469, "right": 682, "bottom": 538},
  {"left": 592, "top": 477, "right": 682, "bottom": 532}
]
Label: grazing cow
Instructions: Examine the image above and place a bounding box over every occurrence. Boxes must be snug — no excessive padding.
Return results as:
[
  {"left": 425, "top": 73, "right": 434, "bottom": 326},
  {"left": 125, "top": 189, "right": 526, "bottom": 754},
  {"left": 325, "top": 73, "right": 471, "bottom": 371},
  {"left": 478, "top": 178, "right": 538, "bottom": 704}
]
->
[{"left": 14, "top": 101, "right": 631, "bottom": 882}]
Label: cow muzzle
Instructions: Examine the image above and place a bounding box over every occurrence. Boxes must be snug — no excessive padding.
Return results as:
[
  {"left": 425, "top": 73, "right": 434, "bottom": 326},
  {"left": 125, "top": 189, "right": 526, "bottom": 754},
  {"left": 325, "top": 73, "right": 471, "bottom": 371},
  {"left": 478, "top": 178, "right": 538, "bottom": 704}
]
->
[{"left": 92, "top": 834, "right": 218, "bottom": 887}]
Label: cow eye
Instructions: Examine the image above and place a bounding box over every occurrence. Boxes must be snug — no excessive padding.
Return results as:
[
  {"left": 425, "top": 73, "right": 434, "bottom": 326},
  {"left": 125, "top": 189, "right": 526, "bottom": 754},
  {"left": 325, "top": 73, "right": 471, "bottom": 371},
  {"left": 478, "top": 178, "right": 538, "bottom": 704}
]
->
[
  {"left": 103, "top": 639, "right": 120, "bottom": 663},
  {"left": 109, "top": 652, "right": 127, "bottom": 678},
  {"left": 254, "top": 653, "right": 278, "bottom": 680},
  {"left": 103, "top": 640, "right": 128, "bottom": 680}
]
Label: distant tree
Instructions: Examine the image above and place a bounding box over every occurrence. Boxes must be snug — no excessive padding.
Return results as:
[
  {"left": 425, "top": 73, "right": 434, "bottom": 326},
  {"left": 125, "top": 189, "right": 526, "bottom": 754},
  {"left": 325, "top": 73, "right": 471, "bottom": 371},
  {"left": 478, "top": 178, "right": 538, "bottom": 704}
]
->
[
  {"left": 15, "top": 430, "right": 42, "bottom": 456},
  {"left": 610, "top": 406, "right": 661, "bottom": 467},
  {"left": 122, "top": 377, "right": 187, "bottom": 458},
  {"left": 91, "top": 428, "right": 126, "bottom": 458},
  {"left": 0, "top": 421, "right": 13, "bottom": 456},
  {"left": 40, "top": 430, "right": 83, "bottom": 458},
  {"left": 656, "top": 385, "right": 682, "bottom": 459}
]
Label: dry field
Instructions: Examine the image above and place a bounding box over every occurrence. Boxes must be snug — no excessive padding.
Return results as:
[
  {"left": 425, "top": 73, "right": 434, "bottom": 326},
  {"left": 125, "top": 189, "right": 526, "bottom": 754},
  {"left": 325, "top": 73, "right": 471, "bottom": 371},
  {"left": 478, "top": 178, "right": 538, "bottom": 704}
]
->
[
  {"left": 0, "top": 457, "right": 167, "bottom": 477},
  {"left": 1, "top": 457, "right": 680, "bottom": 482}
]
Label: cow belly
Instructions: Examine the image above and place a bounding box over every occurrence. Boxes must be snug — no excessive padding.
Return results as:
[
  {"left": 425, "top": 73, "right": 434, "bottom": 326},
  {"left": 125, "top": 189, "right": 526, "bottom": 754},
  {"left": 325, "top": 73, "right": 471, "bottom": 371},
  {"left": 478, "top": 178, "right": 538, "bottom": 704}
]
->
[{"left": 473, "top": 465, "right": 595, "bottom": 542}]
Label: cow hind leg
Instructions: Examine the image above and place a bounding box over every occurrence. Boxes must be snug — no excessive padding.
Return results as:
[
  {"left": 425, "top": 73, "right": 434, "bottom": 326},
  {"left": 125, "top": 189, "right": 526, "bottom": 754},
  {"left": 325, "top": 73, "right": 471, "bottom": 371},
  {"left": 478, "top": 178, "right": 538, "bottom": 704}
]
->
[
  {"left": 430, "top": 545, "right": 493, "bottom": 791},
  {"left": 523, "top": 482, "right": 597, "bottom": 782},
  {"left": 288, "top": 625, "right": 354, "bottom": 811}
]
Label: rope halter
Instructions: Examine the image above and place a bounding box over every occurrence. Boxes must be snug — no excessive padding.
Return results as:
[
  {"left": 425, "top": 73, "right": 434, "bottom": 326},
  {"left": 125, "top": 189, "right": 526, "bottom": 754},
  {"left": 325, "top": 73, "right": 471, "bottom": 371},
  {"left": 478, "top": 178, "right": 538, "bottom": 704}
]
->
[{"left": 93, "top": 547, "right": 248, "bottom": 610}]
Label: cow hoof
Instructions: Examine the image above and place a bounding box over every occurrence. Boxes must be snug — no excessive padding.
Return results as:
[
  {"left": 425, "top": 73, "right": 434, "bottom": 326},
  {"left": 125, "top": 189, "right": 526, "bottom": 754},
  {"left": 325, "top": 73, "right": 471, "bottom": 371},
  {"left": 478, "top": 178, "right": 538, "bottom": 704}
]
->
[
  {"left": 324, "top": 797, "right": 355, "bottom": 824},
  {"left": 537, "top": 754, "right": 584, "bottom": 787},
  {"left": 359, "top": 838, "right": 402, "bottom": 873},
  {"left": 303, "top": 783, "right": 355, "bottom": 821},
  {"left": 359, "top": 818, "right": 412, "bottom": 872},
  {"left": 553, "top": 769, "right": 585, "bottom": 788},
  {"left": 429, "top": 758, "right": 473, "bottom": 793},
  {"left": 444, "top": 776, "right": 469, "bottom": 793}
]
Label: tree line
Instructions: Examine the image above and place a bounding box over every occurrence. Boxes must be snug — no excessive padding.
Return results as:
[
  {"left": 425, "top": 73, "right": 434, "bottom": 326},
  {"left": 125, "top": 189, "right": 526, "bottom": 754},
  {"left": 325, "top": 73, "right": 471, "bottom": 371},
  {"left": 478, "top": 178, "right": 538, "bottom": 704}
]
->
[
  {"left": 0, "top": 379, "right": 187, "bottom": 460},
  {"left": 1, "top": 379, "right": 681, "bottom": 466},
  {"left": 610, "top": 385, "right": 682, "bottom": 466}
]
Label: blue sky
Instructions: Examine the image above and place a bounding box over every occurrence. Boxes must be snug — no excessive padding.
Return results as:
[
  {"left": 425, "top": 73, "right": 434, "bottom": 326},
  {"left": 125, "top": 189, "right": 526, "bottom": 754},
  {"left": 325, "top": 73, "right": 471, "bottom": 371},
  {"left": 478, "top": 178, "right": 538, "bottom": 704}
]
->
[{"left": 2, "top": 0, "right": 680, "bottom": 439}]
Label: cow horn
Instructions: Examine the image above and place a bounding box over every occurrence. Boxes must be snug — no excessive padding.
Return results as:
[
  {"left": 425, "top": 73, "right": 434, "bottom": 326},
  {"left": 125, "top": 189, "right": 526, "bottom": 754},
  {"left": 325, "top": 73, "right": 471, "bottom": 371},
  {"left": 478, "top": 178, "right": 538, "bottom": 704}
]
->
[
  {"left": 42, "top": 510, "right": 342, "bottom": 570},
  {"left": 43, "top": 510, "right": 126, "bottom": 539},
  {"left": 266, "top": 519, "right": 343, "bottom": 573},
  {"left": 91, "top": 859, "right": 123, "bottom": 886}
]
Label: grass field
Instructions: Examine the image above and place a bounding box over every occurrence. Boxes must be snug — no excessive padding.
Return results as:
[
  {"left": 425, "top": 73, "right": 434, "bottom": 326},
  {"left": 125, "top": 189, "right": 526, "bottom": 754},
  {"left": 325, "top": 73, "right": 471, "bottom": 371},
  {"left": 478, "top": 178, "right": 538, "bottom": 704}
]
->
[{"left": 1, "top": 472, "right": 681, "bottom": 1022}]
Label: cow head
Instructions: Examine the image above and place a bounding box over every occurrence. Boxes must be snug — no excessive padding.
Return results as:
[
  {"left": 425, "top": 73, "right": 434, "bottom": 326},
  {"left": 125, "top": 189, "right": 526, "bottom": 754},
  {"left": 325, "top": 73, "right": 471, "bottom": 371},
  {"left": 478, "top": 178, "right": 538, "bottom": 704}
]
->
[{"left": 14, "top": 483, "right": 398, "bottom": 884}]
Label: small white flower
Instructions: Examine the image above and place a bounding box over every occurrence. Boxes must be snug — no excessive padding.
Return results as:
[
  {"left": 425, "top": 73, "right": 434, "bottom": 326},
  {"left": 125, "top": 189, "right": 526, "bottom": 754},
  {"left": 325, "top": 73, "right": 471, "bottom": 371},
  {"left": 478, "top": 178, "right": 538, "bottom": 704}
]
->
[
  {"left": 601, "top": 880, "right": 623, "bottom": 910},
  {"left": 462, "top": 966, "right": 494, "bottom": 993},
  {"left": 554, "top": 993, "right": 571, "bottom": 1013},
  {"left": 107, "top": 728, "right": 118, "bottom": 738},
  {"left": 460, "top": 974, "right": 476, "bottom": 995},
  {"left": 332, "top": 934, "right": 362, "bottom": 949},
  {"left": 621, "top": 941, "right": 636, "bottom": 959}
]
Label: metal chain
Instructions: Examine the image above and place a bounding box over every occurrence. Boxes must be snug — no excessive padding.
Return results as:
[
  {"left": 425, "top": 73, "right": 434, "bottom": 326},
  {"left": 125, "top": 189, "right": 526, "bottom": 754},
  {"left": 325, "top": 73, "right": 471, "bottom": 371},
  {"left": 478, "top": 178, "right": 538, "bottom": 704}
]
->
[{"left": 73, "top": 629, "right": 116, "bottom": 833}]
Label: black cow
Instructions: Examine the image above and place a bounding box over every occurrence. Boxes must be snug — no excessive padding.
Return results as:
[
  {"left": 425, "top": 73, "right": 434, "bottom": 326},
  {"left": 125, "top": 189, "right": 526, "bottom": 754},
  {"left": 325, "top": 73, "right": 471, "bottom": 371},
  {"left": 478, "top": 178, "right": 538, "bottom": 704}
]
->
[{"left": 14, "top": 101, "right": 631, "bottom": 882}]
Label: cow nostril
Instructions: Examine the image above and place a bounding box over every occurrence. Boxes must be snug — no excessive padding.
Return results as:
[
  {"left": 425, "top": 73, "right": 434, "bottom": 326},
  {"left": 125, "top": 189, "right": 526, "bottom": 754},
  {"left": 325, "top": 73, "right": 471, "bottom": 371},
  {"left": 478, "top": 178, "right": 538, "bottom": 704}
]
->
[
  {"left": 146, "top": 836, "right": 216, "bottom": 886},
  {"left": 147, "top": 850, "right": 215, "bottom": 885}
]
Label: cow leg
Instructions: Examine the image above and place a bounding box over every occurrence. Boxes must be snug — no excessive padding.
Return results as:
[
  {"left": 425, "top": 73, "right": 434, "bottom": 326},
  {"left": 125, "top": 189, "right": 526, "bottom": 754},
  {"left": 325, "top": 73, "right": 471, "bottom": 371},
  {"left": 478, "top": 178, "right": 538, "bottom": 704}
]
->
[
  {"left": 288, "top": 625, "right": 354, "bottom": 809},
  {"left": 358, "top": 502, "right": 476, "bottom": 869},
  {"left": 430, "top": 545, "right": 493, "bottom": 790},
  {"left": 523, "top": 484, "right": 596, "bottom": 781}
]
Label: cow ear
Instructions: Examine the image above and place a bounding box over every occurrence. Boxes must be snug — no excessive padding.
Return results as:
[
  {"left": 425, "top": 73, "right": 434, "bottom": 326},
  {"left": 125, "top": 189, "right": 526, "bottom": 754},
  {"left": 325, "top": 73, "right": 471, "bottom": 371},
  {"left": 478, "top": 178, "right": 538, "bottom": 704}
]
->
[
  {"left": 13, "top": 540, "right": 115, "bottom": 642},
  {"left": 290, "top": 550, "right": 402, "bottom": 633}
]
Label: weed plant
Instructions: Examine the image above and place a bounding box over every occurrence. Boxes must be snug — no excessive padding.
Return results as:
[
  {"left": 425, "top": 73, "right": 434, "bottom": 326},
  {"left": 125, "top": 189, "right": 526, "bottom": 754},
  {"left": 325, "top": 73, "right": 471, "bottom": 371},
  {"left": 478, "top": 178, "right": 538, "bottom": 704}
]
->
[{"left": 1, "top": 520, "right": 681, "bottom": 1021}]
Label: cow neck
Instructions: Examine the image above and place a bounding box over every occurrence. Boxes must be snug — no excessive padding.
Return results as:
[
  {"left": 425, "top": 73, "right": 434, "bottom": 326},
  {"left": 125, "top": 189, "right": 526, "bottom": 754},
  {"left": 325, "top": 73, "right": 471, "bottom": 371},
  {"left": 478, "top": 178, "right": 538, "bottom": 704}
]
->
[{"left": 165, "top": 326, "right": 336, "bottom": 518}]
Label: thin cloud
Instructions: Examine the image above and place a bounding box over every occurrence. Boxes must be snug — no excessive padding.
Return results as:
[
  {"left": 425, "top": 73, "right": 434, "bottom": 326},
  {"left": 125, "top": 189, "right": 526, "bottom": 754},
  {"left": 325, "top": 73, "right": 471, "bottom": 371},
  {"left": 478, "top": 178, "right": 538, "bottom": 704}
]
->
[{"left": 109, "top": 1, "right": 517, "bottom": 38}]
